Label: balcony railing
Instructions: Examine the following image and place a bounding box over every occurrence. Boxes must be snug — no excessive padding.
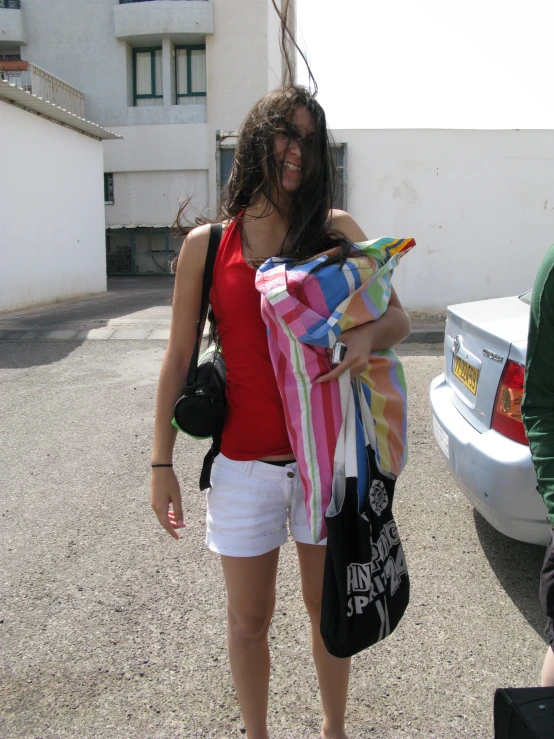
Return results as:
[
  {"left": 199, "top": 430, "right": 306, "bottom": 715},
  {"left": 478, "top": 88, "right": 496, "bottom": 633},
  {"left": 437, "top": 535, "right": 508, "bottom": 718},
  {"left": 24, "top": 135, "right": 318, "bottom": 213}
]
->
[
  {"left": 0, "top": 62, "right": 85, "bottom": 118},
  {"left": 1, "top": 1, "right": 21, "bottom": 8}
]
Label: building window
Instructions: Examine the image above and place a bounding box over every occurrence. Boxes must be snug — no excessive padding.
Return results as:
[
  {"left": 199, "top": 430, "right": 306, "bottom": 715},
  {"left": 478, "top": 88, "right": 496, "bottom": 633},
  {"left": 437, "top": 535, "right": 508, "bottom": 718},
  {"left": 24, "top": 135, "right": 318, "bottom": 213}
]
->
[
  {"left": 133, "top": 48, "right": 162, "bottom": 106},
  {"left": 175, "top": 46, "right": 206, "bottom": 105},
  {"left": 218, "top": 146, "right": 235, "bottom": 195},
  {"left": 104, "top": 173, "right": 114, "bottom": 205},
  {"left": 332, "top": 144, "right": 347, "bottom": 212}
]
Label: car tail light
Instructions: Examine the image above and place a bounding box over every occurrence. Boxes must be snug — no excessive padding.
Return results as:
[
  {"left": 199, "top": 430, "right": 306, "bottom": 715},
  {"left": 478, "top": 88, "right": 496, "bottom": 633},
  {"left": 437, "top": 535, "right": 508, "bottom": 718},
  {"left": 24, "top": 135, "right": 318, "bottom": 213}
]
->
[{"left": 491, "top": 360, "right": 529, "bottom": 446}]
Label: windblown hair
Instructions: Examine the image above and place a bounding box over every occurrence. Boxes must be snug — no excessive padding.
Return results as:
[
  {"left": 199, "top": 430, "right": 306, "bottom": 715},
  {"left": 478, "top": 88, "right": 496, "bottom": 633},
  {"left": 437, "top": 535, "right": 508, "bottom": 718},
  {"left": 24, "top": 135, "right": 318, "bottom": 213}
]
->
[
  {"left": 174, "top": 84, "right": 351, "bottom": 265},
  {"left": 173, "top": 2, "right": 352, "bottom": 266}
]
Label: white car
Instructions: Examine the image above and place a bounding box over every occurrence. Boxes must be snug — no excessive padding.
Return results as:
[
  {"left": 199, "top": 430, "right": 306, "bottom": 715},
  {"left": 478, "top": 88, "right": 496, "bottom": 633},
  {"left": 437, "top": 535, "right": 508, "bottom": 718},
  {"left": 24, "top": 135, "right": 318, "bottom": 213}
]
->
[{"left": 429, "top": 291, "right": 550, "bottom": 546}]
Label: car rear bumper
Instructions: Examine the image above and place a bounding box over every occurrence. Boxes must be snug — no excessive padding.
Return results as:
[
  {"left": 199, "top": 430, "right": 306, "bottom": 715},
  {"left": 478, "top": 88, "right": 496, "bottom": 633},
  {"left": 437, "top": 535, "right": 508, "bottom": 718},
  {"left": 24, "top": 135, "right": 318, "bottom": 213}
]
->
[{"left": 430, "top": 373, "right": 549, "bottom": 546}]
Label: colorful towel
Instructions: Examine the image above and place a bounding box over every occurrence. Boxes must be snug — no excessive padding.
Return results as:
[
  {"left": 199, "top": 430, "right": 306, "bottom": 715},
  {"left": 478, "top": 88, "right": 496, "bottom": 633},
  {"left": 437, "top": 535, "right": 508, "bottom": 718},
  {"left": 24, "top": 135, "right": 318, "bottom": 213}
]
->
[{"left": 255, "top": 237, "right": 415, "bottom": 543}]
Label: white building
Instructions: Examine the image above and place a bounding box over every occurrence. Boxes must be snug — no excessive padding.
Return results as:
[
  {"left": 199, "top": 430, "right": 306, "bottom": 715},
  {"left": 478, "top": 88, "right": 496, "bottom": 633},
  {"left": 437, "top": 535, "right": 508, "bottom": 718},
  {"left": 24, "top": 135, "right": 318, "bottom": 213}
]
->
[
  {"left": 332, "top": 128, "right": 554, "bottom": 315},
  {"left": 4, "top": 0, "right": 552, "bottom": 312},
  {"left": 0, "top": 74, "right": 119, "bottom": 312},
  {"left": 0, "top": 0, "right": 294, "bottom": 277}
]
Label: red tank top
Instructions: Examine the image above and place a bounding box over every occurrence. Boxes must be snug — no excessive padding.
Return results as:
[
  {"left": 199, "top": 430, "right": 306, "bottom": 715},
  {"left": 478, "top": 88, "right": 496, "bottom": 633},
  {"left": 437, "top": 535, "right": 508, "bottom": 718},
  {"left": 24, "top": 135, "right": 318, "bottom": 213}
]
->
[{"left": 210, "top": 219, "right": 293, "bottom": 460}]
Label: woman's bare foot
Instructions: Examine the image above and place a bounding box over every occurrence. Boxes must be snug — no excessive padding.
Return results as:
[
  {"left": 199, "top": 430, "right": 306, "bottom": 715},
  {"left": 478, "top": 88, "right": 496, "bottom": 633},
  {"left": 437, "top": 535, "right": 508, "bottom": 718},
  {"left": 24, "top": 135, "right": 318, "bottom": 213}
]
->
[{"left": 320, "top": 728, "right": 349, "bottom": 739}]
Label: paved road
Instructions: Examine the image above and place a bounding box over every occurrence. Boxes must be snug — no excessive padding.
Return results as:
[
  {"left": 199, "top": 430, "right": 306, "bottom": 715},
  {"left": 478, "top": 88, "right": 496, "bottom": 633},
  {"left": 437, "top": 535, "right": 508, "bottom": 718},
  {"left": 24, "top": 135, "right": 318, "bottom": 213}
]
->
[
  {"left": 0, "top": 281, "right": 547, "bottom": 738},
  {"left": 0, "top": 277, "right": 445, "bottom": 344},
  {"left": 0, "top": 279, "right": 175, "bottom": 342}
]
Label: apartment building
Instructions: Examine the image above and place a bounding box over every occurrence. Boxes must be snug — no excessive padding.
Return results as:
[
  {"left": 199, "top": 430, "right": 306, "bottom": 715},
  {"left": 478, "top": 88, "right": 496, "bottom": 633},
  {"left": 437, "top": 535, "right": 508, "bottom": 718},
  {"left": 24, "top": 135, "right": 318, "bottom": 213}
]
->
[
  {"left": 0, "top": 0, "right": 292, "bottom": 274},
  {"left": 6, "top": 2, "right": 554, "bottom": 314}
]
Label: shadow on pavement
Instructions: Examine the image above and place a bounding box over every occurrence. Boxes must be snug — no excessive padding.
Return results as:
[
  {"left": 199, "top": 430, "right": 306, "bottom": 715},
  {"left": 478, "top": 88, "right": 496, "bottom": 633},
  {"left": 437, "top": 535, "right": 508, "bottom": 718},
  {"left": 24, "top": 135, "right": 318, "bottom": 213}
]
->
[
  {"left": 0, "top": 277, "right": 174, "bottom": 370},
  {"left": 474, "top": 509, "right": 547, "bottom": 640}
]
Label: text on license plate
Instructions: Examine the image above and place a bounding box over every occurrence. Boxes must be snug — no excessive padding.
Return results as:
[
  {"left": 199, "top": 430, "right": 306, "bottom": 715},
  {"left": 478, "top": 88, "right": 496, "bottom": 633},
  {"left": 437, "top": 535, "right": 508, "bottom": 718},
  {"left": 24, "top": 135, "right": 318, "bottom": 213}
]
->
[{"left": 453, "top": 356, "right": 479, "bottom": 394}]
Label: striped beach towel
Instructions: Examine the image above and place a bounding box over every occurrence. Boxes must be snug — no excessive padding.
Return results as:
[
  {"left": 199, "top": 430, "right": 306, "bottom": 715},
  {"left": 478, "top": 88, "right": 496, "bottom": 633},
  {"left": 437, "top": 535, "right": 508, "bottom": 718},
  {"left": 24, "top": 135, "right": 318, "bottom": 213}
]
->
[{"left": 255, "top": 237, "right": 415, "bottom": 543}]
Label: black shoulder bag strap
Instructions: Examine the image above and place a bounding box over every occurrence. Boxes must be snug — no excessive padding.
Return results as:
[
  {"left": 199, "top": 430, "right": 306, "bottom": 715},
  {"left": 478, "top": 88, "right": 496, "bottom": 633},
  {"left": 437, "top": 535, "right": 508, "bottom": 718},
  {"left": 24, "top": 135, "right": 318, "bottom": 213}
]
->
[
  {"left": 184, "top": 223, "right": 223, "bottom": 396},
  {"left": 187, "top": 223, "right": 224, "bottom": 491}
]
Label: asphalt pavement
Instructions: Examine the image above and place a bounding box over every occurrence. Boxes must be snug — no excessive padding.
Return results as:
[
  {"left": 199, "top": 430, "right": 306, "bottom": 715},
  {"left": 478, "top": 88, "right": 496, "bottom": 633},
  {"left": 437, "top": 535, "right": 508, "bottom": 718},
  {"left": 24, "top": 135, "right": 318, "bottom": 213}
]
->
[
  {"left": 0, "top": 279, "right": 547, "bottom": 739},
  {"left": 0, "top": 277, "right": 445, "bottom": 344}
]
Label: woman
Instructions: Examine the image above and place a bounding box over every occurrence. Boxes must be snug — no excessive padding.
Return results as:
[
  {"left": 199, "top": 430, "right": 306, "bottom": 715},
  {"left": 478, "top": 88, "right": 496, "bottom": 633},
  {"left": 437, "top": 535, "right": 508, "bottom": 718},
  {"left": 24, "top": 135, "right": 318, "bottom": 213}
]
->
[{"left": 151, "top": 85, "right": 411, "bottom": 739}]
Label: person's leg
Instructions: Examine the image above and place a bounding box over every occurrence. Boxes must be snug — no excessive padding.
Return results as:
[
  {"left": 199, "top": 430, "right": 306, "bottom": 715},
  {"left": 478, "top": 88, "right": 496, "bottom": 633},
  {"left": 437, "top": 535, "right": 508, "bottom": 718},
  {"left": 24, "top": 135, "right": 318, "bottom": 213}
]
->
[
  {"left": 541, "top": 645, "right": 554, "bottom": 686},
  {"left": 539, "top": 531, "right": 554, "bottom": 686},
  {"left": 296, "top": 542, "right": 350, "bottom": 739},
  {"left": 220, "top": 548, "right": 280, "bottom": 739}
]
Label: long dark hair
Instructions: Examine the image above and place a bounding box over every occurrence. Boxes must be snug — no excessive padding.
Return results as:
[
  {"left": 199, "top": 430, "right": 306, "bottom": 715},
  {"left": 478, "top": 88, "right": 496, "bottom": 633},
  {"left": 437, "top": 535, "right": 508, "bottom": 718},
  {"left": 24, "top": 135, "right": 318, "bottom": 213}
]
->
[
  {"left": 173, "top": 3, "right": 351, "bottom": 266},
  {"left": 174, "top": 84, "right": 350, "bottom": 265}
]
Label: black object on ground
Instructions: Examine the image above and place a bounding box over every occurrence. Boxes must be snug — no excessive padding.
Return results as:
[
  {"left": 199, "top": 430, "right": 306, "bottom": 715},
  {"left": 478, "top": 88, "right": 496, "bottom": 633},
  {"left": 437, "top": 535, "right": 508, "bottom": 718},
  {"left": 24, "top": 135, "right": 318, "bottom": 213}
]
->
[{"left": 494, "top": 686, "right": 554, "bottom": 738}]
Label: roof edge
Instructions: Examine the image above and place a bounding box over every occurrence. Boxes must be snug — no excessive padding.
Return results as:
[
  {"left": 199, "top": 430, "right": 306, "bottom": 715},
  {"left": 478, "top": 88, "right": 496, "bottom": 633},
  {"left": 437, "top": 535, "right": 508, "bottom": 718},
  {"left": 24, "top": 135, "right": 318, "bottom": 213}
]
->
[{"left": 0, "top": 80, "right": 122, "bottom": 141}]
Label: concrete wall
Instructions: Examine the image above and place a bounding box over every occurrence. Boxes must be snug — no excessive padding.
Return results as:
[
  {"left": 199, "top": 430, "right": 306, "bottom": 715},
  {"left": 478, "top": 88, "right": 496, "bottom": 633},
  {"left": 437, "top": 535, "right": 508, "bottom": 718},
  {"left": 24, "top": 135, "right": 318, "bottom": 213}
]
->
[
  {"left": 103, "top": 123, "right": 209, "bottom": 172},
  {"left": 0, "top": 7, "right": 27, "bottom": 50},
  {"left": 334, "top": 129, "right": 554, "bottom": 314},
  {"left": 103, "top": 123, "right": 210, "bottom": 226},
  {"left": 21, "top": 0, "right": 124, "bottom": 126},
  {"left": 114, "top": 0, "right": 214, "bottom": 42},
  {"left": 205, "top": 0, "right": 284, "bottom": 214},
  {"left": 21, "top": 0, "right": 281, "bottom": 129},
  {"left": 0, "top": 101, "right": 107, "bottom": 312},
  {"left": 266, "top": 0, "right": 285, "bottom": 92},
  {"left": 20, "top": 0, "right": 205, "bottom": 125},
  {"left": 10, "top": 1, "right": 553, "bottom": 312},
  {"left": 106, "top": 170, "right": 209, "bottom": 227},
  {"left": 207, "top": 0, "right": 279, "bottom": 132},
  {"left": 19, "top": 0, "right": 285, "bottom": 229}
]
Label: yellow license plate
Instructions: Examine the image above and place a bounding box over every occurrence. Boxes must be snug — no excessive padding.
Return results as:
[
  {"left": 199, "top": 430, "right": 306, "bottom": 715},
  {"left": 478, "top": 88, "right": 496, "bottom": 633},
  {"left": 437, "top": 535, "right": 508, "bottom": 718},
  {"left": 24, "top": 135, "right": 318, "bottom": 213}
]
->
[{"left": 453, "top": 356, "right": 479, "bottom": 394}]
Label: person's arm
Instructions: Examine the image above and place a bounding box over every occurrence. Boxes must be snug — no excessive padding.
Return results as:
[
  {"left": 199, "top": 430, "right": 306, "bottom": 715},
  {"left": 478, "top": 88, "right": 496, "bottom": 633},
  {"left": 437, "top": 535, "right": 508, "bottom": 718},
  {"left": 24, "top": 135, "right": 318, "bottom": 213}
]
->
[
  {"left": 150, "top": 224, "right": 210, "bottom": 539},
  {"left": 522, "top": 246, "right": 554, "bottom": 527},
  {"left": 317, "top": 210, "right": 411, "bottom": 383}
]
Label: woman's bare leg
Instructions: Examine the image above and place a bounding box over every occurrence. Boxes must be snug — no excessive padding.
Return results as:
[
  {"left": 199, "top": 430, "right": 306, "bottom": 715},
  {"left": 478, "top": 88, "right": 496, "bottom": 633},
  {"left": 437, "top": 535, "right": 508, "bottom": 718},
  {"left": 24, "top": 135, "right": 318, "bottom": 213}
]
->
[
  {"left": 220, "top": 548, "right": 280, "bottom": 739},
  {"left": 296, "top": 542, "right": 350, "bottom": 739},
  {"left": 541, "top": 646, "right": 554, "bottom": 686}
]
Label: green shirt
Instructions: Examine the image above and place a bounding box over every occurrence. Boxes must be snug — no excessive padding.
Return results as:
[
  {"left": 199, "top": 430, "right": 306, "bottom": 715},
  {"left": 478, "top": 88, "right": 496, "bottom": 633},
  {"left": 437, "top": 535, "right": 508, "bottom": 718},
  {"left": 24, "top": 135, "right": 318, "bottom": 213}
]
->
[{"left": 522, "top": 243, "right": 554, "bottom": 527}]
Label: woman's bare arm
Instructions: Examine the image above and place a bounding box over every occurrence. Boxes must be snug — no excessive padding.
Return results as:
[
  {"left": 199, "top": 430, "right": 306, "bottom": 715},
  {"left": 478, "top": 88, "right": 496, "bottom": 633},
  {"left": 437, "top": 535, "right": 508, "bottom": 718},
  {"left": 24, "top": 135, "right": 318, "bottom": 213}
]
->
[{"left": 150, "top": 224, "right": 211, "bottom": 537}]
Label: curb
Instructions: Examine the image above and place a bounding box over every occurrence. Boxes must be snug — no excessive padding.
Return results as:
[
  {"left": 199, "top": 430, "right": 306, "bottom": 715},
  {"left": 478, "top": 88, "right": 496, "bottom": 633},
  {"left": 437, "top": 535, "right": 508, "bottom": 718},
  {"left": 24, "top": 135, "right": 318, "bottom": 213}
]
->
[
  {"left": 0, "top": 326, "right": 447, "bottom": 344},
  {"left": 404, "top": 328, "right": 445, "bottom": 344}
]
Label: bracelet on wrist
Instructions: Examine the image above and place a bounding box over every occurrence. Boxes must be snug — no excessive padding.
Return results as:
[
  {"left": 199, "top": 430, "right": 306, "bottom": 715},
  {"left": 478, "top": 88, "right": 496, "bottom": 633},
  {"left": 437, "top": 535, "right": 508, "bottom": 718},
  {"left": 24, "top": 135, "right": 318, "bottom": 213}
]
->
[{"left": 151, "top": 463, "right": 173, "bottom": 468}]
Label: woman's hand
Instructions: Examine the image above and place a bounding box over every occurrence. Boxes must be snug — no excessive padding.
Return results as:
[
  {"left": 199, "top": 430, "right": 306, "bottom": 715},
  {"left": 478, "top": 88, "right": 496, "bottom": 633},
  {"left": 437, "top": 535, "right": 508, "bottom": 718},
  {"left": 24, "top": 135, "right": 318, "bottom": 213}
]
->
[
  {"left": 150, "top": 467, "right": 185, "bottom": 540},
  {"left": 315, "top": 285, "right": 411, "bottom": 384},
  {"left": 316, "top": 324, "right": 373, "bottom": 383}
]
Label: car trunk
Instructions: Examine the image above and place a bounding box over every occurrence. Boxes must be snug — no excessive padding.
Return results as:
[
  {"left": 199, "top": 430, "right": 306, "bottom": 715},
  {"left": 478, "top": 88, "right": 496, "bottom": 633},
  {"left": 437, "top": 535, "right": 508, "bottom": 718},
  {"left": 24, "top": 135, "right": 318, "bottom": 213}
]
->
[{"left": 444, "top": 297, "right": 530, "bottom": 434}]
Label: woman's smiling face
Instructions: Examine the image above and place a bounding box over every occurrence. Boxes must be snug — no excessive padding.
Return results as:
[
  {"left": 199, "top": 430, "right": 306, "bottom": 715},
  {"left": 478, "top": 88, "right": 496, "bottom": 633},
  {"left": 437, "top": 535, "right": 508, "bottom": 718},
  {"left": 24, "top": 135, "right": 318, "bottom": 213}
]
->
[{"left": 273, "top": 105, "right": 316, "bottom": 194}]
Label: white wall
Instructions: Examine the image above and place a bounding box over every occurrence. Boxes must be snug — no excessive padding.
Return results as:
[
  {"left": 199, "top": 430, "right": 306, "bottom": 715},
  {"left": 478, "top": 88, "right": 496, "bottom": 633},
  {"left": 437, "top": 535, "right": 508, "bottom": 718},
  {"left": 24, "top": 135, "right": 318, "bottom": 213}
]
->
[
  {"left": 20, "top": 0, "right": 290, "bottom": 230},
  {"left": 0, "top": 7, "right": 27, "bottom": 49},
  {"left": 103, "top": 124, "right": 209, "bottom": 172},
  {"left": 335, "top": 129, "right": 554, "bottom": 314},
  {"left": 266, "top": 0, "right": 285, "bottom": 91},
  {"left": 22, "top": 0, "right": 281, "bottom": 130},
  {"left": 21, "top": 0, "right": 125, "bottom": 126},
  {"left": 21, "top": 0, "right": 205, "bottom": 126},
  {"left": 0, "top": 101, "right": 107, "bottom": 312},
  {"left": 207, "top": 0, "right": 278, "bottom": 131},
  {"left": 106, "top": 170, "right": 209, "bottom": 227},
  {"left": 113, "top": 0, "right": 213, "bottom": 41},
  {"left": 103, "top": 123, "right": 210, "bottom": 226}
]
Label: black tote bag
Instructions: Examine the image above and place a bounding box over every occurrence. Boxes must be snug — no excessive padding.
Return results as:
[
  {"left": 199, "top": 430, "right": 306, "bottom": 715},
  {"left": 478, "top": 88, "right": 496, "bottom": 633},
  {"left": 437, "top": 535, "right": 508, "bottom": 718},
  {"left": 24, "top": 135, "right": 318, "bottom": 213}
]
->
[{"left": 320, "top": 373, "right": 410, "bottom": 658}]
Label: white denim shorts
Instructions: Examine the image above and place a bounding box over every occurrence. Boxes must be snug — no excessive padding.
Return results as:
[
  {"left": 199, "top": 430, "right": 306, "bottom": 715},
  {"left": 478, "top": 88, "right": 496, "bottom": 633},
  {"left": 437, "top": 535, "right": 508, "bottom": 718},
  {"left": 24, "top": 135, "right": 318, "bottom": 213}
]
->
[{"left": 206, "top": 453, "right": 326, "bottom": 557}]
